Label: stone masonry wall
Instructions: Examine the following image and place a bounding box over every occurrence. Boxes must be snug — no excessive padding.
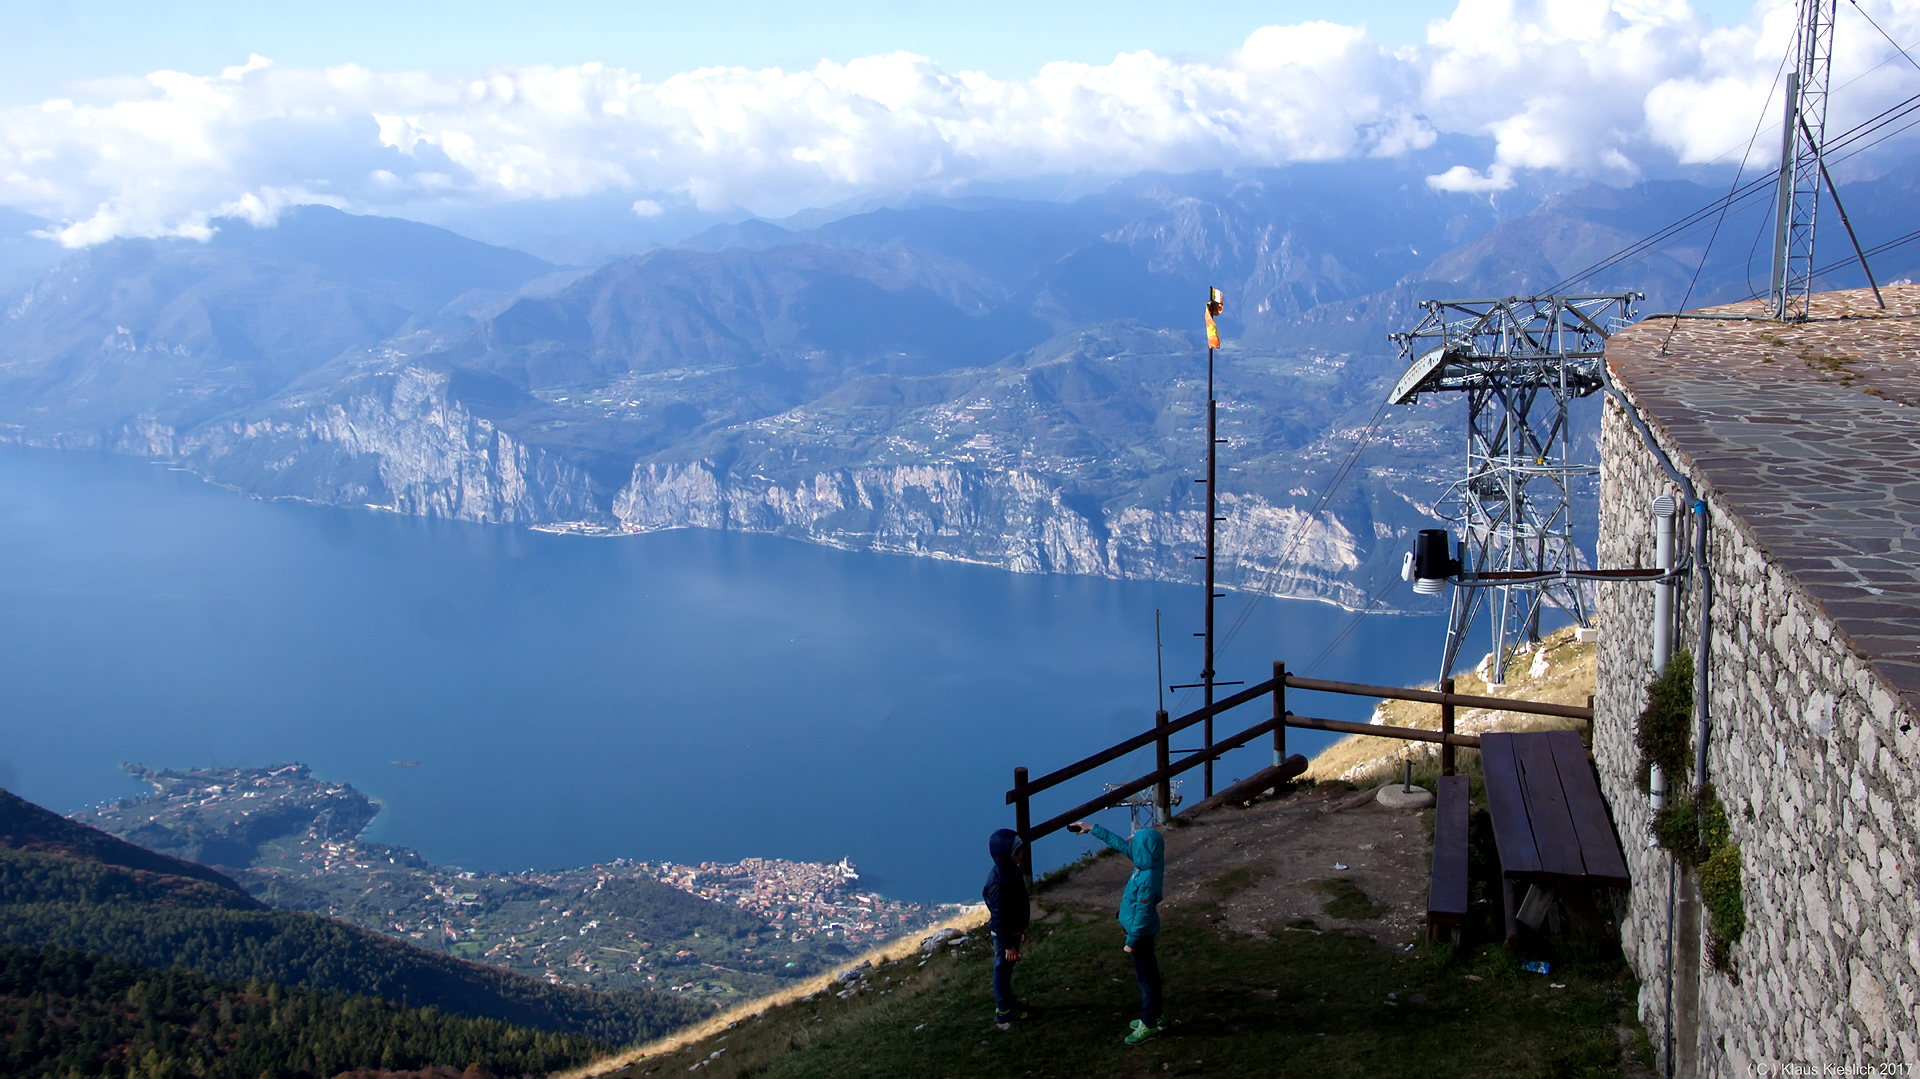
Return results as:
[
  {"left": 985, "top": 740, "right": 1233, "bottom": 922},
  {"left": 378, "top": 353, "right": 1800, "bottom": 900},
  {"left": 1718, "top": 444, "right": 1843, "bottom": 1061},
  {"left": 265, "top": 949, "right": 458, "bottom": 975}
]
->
[{"left": 1597, "top": 391, "right": 1920, "bottom": 1074}]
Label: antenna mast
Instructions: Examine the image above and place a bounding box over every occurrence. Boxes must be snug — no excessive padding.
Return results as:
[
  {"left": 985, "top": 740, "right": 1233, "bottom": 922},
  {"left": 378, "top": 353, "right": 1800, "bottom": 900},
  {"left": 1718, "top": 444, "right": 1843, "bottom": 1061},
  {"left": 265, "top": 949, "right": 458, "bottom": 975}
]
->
[{"left": 1770, "top": 0, "right": 1838, "bottom": 320}]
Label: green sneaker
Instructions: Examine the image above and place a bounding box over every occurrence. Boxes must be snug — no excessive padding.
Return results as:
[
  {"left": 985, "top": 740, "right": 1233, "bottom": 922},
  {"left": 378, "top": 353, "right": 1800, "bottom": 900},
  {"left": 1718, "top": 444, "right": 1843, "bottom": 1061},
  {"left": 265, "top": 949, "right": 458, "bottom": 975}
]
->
[{"left": 1124, "top": 1019, "right": 1162, "bottom": 1045}]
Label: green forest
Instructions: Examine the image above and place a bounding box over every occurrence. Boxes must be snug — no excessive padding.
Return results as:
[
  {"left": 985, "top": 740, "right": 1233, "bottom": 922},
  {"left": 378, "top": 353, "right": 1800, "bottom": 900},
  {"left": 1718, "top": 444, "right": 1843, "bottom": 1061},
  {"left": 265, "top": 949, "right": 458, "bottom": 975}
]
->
[
  {"left": 1, "top": 943, "right": 605, "bottom": 1078},
  {"left": 1, "top": 788, "right": 711, "bottom": 1056}
]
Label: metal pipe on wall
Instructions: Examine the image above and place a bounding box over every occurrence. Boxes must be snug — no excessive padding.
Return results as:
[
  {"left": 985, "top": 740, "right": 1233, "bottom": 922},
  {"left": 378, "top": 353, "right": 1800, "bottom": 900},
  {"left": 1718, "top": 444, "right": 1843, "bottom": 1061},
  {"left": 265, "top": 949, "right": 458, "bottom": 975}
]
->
[
  {"left": 1603, "top": 368, "right": 1712, "bottom": 1079},
  {"left": 1652, "top": 495, "right": 1677, "bottom": 673},
  {"left": 1648, "top": 494, "right": 1677, "bottom": 834}
]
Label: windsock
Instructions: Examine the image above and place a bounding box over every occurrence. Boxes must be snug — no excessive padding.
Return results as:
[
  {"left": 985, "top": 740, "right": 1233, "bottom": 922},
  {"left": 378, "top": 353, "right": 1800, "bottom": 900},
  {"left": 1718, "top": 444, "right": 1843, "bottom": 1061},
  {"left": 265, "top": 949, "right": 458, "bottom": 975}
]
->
[{"left": 1205, "top": 287, "right": 1224, "bottom": 349}]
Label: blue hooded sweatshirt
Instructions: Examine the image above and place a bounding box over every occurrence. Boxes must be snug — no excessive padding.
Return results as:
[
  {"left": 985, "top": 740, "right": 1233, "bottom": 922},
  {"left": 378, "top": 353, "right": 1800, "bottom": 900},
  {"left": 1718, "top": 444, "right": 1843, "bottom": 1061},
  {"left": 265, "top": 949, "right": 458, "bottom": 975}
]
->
[
  {"left": 1088, "top": 823, "right": 1163, "bottom": 945},
  {"left": 982, "top": 828, "right": 1030, "bottom": 942}
]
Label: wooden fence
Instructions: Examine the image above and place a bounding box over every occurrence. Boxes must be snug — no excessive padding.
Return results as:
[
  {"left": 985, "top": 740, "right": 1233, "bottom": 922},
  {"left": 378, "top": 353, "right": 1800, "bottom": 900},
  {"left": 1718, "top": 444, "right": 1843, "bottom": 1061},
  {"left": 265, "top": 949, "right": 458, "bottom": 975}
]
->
[{"left": 1007, "top": 663, "right": 1593, "bottom": 846}]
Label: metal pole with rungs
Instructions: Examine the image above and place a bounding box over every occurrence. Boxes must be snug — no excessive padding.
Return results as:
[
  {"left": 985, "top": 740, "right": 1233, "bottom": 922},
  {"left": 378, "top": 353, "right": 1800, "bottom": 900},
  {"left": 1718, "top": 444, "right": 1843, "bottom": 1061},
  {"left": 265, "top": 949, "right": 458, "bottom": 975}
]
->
[
  {"left": 1155, "top": 710, "right": 1172, "bottom": 824},
  {"left": 1200, "top": 287, "right": 1225, "bottom": 799}
]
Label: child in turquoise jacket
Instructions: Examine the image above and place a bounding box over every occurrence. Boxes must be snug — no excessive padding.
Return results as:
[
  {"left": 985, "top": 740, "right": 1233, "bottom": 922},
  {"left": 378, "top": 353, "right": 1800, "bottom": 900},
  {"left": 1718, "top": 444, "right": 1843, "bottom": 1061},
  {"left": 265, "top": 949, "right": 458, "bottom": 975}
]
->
[{"left": 1069, "top": 819, "right": 1165, "bottom": 1043}]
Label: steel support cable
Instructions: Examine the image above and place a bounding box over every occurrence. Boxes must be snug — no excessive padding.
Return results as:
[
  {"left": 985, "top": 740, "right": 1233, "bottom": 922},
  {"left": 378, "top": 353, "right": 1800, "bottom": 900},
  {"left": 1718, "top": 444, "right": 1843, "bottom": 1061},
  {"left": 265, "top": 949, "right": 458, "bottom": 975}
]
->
[
  {"left": 1822, "top": 95, "right": 1920, "bottom": 163},
  {"left": 1740, "top": 224, "right": 1920, "bottom": 299},
  {"left": 1540, "top": 174, "right": 1781, "bottom": 296},
  {"left": 1663, "top": 54, "right": 1792, "bottom": 351},
  {"left": 1824, "top": 108, "right": 1920, "bottom": 167},
  {"left": 1539, "top": 50, "right": 1787, "bottom": 299},
  {"left": 1845, "top": 0, "right": 1920, "bottom": 73},
  {"left": 1302, "top": 576, "right": 1404, "bottom": 676},
  {"left": 1546, "top": 86, "right": 1920, "bottom": 297},
  {"left": 1216, "top": 396, "right": 1394, "bottom": 659}
]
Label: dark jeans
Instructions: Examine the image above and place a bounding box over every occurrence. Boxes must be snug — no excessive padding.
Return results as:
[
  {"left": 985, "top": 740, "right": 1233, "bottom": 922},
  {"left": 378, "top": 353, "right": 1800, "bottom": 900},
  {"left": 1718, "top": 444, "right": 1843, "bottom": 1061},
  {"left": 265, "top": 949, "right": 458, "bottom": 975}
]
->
[
  {"left": 1130, "top": 933, "right": 1163, "bottom": 1026},
  {"left": 992, "top": 933, "right": 1019, "bottom": 1014}
]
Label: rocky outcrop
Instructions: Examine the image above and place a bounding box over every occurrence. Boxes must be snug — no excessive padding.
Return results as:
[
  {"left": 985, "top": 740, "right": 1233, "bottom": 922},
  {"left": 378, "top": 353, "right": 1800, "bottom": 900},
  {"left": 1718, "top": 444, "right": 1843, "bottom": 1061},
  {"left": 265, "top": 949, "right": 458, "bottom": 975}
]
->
[
  {"left": 88, "top": 366, "right": 605, "bottom": 525},
  {"left": 613, "top": 459, "right": 1367, "bottom": 603}
]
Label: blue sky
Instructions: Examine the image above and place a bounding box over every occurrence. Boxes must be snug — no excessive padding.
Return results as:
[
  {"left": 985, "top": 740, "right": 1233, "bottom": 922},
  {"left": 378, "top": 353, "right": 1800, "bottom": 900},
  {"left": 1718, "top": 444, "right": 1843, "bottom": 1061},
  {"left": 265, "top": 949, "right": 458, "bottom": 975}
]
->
[{"left": 9, "top": 0, "right": 1762, "bottom": 103}]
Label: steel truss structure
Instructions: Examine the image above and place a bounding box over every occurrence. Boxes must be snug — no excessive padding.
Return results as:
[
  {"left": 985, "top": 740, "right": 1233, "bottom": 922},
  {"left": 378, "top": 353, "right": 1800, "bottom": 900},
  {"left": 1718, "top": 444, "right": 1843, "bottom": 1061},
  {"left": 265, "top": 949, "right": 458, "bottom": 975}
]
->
[
  {"left": 1771, "top": 0, "right": 1837, "bottom": 320},
  {"left": 1389, "top": 293, "right": 1640, "bottom": 685}
]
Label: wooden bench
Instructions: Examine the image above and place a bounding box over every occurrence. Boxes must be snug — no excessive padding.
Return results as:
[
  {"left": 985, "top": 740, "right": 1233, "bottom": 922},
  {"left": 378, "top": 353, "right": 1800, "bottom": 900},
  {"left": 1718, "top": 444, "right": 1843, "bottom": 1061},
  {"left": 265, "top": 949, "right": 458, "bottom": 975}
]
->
[
  {"left": 1427, "top": 774, "right": 1471, "bottom": 942},
  {"left": 1481, "top": 730, "right": 1630, "bottom": 944}
]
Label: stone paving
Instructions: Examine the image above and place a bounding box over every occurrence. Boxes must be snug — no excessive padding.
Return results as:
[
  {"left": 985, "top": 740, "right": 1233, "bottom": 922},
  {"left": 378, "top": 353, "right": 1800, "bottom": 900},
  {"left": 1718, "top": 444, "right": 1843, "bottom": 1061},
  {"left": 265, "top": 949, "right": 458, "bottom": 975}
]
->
[{"left": 1606, "top": 285, "right": 1920, "bottom": 705}]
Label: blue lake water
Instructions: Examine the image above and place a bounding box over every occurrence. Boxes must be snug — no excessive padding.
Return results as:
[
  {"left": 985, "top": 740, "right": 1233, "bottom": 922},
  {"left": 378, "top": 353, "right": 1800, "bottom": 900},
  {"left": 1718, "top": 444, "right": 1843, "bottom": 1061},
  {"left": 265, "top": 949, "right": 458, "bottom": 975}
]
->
[{"left": 0, "top": 447, "right": 1456, "bottom": 902}]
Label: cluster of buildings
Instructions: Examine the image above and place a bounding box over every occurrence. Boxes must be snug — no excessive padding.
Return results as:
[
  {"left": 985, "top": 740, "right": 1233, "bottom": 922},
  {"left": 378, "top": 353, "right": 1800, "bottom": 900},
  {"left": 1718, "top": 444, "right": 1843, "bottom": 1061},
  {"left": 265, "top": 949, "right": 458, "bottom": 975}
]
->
[{"left": 608, "top": 856, "right": 937, "bottom": 945}]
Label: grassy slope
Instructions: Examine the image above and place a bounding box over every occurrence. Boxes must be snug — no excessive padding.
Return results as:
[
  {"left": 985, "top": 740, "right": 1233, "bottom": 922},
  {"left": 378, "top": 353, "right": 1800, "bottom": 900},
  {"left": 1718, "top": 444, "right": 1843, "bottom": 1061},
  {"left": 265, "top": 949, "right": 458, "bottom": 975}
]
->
[
  {"left": 598, "top": 909, "right": 1644, "bottom": 1079},
  {"left": 1303, "top": 626, "right": 1597, "bottom": 786},
  {"left": 592, "top": 822, "right": 1653, "bottom": 1079}
]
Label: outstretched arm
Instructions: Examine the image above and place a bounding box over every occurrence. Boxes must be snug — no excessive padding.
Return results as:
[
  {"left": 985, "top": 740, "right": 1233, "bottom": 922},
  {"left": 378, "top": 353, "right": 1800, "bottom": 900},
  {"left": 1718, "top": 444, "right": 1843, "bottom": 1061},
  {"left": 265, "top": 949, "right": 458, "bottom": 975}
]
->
[{"left": 1071, "top": 821, "right": 1130, "bottom": 856}]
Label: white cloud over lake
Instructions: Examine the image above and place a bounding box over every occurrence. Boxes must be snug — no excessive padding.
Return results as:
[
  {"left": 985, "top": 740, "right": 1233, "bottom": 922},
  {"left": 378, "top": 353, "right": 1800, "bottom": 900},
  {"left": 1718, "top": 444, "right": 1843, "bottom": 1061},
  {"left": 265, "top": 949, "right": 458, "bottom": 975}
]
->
[{"left": 3, "top": 0, "right": 1916, "bottom": 245}]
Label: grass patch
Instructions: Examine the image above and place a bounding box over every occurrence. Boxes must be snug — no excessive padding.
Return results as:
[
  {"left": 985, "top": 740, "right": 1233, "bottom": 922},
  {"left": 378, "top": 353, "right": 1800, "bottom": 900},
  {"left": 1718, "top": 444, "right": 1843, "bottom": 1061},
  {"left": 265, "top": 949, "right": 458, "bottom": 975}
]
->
[
  {"left": 602, "top": 909, "right": 1644, "bottom": 1079},
  {"left": 1205, "top": 865, "right": 1272, "bottom": 897},
  {"left": 1311, "top": 877, "right": 1387, "bottom": 921},
  {"left": 1034, "top": 851, "right": 1098, "bottom": 894}
]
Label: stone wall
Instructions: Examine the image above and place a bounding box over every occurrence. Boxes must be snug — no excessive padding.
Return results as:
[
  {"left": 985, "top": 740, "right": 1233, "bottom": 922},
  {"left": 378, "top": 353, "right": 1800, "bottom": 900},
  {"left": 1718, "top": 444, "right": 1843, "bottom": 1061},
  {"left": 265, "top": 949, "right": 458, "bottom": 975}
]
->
[{"left": 1596, "top": 390, "right": 1920, "bottom": 1074}]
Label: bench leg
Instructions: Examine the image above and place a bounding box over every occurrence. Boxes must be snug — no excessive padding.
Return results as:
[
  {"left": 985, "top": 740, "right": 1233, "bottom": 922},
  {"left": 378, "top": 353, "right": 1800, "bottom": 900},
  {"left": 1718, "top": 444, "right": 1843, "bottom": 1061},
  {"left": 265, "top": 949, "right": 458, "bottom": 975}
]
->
[{"left": 1502, "top": 877, "right": 1520, "bottom": 949}]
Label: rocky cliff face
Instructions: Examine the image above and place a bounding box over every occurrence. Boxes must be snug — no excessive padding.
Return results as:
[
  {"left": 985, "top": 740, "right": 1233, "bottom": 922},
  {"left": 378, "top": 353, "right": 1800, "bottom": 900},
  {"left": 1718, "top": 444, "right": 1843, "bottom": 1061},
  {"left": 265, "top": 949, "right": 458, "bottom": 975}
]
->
[
  {"left": 82, "top": 366, "right": 606, "bottom": 526},
  {"left": 613, "top": 459, "right": 1368, "bottom": 604}
]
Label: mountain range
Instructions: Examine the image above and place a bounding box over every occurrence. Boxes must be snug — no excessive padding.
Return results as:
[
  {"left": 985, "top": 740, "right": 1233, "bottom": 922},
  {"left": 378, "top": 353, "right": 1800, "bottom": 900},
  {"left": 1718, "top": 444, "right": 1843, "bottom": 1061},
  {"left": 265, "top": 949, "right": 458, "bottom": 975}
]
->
[{"left": 3, "top": 149, "right": 1916, "bottom": 604}]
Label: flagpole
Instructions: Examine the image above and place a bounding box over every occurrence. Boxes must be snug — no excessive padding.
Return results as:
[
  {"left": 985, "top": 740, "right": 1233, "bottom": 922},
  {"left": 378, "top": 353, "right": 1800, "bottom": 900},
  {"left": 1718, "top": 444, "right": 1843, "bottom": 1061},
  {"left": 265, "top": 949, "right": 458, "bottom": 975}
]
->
[
  {"left": 1203, "top": 336, "right": 1217, "bottom": 798},
  {"left": 1201, "top": 287, "right": 1223, "bottom": 799}
]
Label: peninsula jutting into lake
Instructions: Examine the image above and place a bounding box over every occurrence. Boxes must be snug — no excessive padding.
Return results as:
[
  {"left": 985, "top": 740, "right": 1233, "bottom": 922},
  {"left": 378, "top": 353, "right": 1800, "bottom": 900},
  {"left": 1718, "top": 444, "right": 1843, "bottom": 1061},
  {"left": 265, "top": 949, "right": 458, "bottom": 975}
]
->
[{"left": 74, "top": 764, "right": 954, "bottom": 1006}]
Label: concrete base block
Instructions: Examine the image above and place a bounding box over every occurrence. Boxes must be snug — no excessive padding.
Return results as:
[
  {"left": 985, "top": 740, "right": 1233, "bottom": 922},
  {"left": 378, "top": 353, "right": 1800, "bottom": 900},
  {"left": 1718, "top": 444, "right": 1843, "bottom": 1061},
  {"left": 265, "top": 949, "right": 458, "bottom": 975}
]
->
[{"left": 1377, "top": 784, "right": 1436, "bottom": 809}]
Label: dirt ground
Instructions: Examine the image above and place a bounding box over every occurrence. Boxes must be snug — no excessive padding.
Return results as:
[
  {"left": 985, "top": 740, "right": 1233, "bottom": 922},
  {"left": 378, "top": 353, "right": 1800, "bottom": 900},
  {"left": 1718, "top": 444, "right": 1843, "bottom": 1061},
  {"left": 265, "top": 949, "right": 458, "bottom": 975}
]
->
[{"left": 1038, "top": 781, "right": 1433, "bottom": 946}]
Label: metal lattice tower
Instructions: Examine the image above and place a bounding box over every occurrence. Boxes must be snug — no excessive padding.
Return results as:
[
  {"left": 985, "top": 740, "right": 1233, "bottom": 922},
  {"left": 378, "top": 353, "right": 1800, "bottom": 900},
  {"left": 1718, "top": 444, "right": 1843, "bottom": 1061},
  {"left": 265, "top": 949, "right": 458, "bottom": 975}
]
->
[
  {"left": 1771, "top": 0, "right": 1838, "bottom": 320},
  {"left": 1388, "top": 293, "right": 1640, "bottom": 684}
]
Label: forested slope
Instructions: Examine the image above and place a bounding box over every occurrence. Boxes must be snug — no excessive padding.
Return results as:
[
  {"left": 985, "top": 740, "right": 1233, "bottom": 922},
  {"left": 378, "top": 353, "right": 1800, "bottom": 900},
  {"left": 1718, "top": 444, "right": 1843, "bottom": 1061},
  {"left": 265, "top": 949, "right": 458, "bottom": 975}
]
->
[
  {"left": 0, "top": 943, "right": 605, "bottom": 1079},
  {"left": 0, "top": 788, "right": 706, "bottom": 1045}
]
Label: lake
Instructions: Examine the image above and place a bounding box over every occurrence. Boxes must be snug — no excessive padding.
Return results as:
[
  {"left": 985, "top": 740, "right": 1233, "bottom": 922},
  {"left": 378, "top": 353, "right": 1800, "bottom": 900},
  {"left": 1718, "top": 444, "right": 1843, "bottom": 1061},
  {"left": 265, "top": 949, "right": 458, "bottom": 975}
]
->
[{"left": 0, "top": 446, "right": 1456, "bottom": 902}]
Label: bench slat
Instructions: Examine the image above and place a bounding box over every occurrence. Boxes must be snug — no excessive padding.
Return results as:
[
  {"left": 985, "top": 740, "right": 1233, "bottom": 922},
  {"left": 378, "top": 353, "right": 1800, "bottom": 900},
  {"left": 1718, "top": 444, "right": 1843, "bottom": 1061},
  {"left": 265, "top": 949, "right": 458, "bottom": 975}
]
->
[
  {"left": 1546, "top": 730, "right": 1631, "bottom": 887},
  {"left": 1479, "top": 733, "right": 1542, "bottom": 876},
  {"left": 1428, "top": 774, "right": 1471, "bottom": 923},
  {"left": 1513, "top": 732, "right": 1586, "bottom": 879}
]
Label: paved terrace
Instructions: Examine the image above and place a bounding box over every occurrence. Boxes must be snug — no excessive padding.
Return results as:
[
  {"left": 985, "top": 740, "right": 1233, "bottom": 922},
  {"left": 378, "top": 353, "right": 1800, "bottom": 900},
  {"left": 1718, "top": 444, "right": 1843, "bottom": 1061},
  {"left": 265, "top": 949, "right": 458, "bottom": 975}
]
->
[{"left": 1605, "top": 284, "right": 1920, "bottom": 703}]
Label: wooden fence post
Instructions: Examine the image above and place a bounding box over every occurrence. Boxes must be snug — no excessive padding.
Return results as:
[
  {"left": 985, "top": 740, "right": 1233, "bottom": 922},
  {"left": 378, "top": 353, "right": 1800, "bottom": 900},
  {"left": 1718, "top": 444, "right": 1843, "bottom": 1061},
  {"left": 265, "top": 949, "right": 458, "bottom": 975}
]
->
[
  {"left": 1441, "top": 677, "right": 1457, "bottom": 777},
  {"left": 1013, "top": 766, "right": 1033, "bottom": 889},
  {"left": 1154, "top": 710, "right": 1171, "bottom": 824},
  {"left": 1273, "top": 662, "right": 1287, "bottom": 768}
]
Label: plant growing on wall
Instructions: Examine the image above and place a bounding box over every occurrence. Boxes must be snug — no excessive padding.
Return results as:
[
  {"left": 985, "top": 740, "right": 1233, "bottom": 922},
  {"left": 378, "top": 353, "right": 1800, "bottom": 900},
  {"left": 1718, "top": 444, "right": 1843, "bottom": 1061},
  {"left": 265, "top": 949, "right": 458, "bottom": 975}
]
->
[
  {"left": 1695, "top": 787, "right": 1744, "bottom": 975},
  {"left": 1635, "top": 650, "right": 1693, "bottom": 792},
  {"left": 1632, "top": 651, "right": 1745, "bottom": 975}
]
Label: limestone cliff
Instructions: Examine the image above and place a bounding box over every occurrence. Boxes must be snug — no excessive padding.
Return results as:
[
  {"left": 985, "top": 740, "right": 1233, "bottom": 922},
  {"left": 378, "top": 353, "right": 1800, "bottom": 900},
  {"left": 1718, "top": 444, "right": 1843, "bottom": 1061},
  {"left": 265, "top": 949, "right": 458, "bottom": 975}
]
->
[
  {"left": 613, "top": 459, "right": 1368, "bottom": 604},
  {"left": 102, "top": 366, "right": 605, "bottom": 526}
]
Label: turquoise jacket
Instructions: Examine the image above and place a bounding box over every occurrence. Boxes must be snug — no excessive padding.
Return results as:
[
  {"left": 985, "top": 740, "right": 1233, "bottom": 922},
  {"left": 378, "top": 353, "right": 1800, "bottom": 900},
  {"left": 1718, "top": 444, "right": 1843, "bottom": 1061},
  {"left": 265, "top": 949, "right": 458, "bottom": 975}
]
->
[{"left": 1088, "top": 823, "right": 1163, "bottom": 945}]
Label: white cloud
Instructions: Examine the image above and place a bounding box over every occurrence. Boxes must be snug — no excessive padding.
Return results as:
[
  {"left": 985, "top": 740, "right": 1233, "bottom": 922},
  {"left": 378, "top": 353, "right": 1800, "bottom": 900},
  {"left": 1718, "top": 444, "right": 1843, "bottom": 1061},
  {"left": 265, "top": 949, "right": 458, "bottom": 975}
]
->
[
  {"left": 1427, "top": 163, "right": 1517, "bottom": 192},
  {"left": 3, "top": 0, "right": 1919, "bottom": 245}
]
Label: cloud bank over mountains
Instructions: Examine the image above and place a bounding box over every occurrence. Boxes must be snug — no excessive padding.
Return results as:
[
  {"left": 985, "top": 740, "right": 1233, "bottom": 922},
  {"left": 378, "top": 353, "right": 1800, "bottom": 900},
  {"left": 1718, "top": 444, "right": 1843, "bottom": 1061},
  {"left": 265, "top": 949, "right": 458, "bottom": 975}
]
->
[{"left": 4, "top": 0, "right": 1917, "bottom": 247}]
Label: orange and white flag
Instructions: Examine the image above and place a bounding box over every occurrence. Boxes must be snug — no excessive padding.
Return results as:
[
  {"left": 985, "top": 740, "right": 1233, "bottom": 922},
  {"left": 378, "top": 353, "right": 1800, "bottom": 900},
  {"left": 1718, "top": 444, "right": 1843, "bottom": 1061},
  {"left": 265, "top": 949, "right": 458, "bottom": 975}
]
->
[{"left": 1205, "top": 287, "right": 1224, "bottom": 349}]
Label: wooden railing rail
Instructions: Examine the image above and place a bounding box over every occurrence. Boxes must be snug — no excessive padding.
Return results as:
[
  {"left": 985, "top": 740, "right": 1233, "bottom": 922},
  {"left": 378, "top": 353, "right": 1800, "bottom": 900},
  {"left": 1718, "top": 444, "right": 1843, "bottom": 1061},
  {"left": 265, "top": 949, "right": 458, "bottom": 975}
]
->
[
  {"left": 1021, "top": 713, "right": 1286, "bottom": 842},
  {"left": 1281, "top": 674, "right": 1593, "bottom": 721},
  {"left": 1008, "top": 675, "right": 1280, "bottom": 803},
  {"left": 1008, "top": 658, "right": 1587, "bottom": 854}
]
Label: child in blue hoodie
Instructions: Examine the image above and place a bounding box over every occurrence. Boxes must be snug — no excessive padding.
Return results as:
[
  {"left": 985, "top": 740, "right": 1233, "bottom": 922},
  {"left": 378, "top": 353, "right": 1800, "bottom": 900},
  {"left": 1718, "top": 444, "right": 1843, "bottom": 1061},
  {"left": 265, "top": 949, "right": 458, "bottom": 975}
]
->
[
  {"left": 1069, "top": 819, "right": 1164, "bottom": 1044},
  {"left": 982, "top": 828, "right": 1030, "bottom": 1028}
]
